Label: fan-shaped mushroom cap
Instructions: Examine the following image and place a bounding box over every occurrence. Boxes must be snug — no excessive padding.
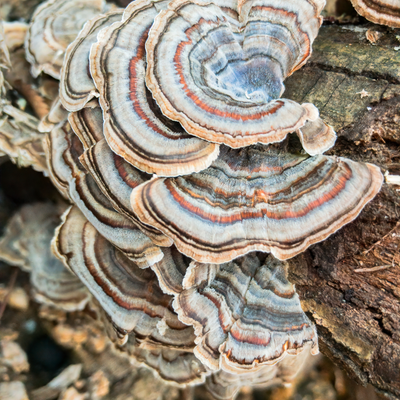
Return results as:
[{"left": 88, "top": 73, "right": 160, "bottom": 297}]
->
[
  {"left": 60, "top": 11, "right": 123, "bottom": 112},
  {"left": 131, "top": 145, "right": 383, "bottom": 263},
  {"left": 172, "top": 254, "right": 318, "bottom": 373},
  {"left": 44, "top": 120, "right": 166, "bottom": 266},
  {"left": 124, "top": 341, "right": 209, "bottom": 386},
  {"left": 0, "top": 203, "right": 90, "bottom": 311},
  {"left": 149, "top": 248, "right": 318, "bottom": 378},
  {"left": 25, "top": 0, "right": 106, "bottom": 79},
  {"left": 145, "top": 0, "right": 323, "bottom": 147},
  {"left": 296, "top": 117, "right": 336, "bottom": 156},
  {"left": 67, "top": 102, "right": 173, "bottom": 247},
  {"left": 53, "top": 205, "right": 196, "bottom": 349},
  {"left": 206, "top": 345, "right": 314, "bottom": 400},
  {"left": 90, "top": 0, "right": 219, "bottom": 176},
  {"left": 79, "top": 138, "right": 165, "bottom": 242},
  {"left": 39, "top": 97, "right": 69, "bottom": 133},
  {"left": 350, "top": 0, "right": 400, "bottom": 28}
]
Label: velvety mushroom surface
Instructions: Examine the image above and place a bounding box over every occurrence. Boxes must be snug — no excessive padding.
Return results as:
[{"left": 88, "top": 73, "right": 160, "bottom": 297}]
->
[
  {"left": 60, "top": 10, "right": 124, "bottom": 111},
  {"left": 145, "top": 0, "right": 325, "bottom": 147},
  {"left": 66, "top": 102, "right": 173, "bottom": 247},
  {"left": 296, "top": 117, "right": 337, "bottom": 156},
  {"left": 39, "top": 97, "right": 69, "bottom": 133},
  {"left": 68, "top": 101, "right": 105, "bottom": 148},
  {"left": 53, "top": 205, "right": 195, "bottom": 349},
  {"left": 131, "top": 145, "right": 383, "bottom": 263},
  {"left": 350, "top": 0, "right": 400, "bottom": 27},
  {"left": 19, "top": 0, "right": 387, "bottom": 395},
  {"left": 88, "top": 0, "right": 219, "bottom": 176},
  {"left": 150, "top": 249, "right": 318, "bottom": 374},
  {"left": 154, "top": 252, "right": 318, "bottom": 373},
  {"left": 44, "top": 119, "right": 167, "bottom": 265},
  {"left": 25, "top": 0, "right": 107, "bottom": 79},
  {"left": 0, "top": 22, "right": 48, "bottom": 173}
]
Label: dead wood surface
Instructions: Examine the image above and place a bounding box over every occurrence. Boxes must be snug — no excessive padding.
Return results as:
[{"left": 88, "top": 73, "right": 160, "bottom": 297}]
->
[
  {"left": 0, "top": 1, "right": 399, "bottom": 396},
  {"left": 285, "top": 23, "right": 400, "bottom": 399}
]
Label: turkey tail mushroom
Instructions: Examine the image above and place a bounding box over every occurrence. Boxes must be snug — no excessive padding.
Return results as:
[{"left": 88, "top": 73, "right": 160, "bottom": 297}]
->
[
  {"left": 44, "top": 120, "right": 166, "bottom": 266},
  {"left": 25, "top": 0, "right": 107, "bottom": 79},
  {"left": 131, "top": 145, "right": 383, "bottom": 264},
  {"left": 173, "top": 254, "right": 318, "bottom": 373},
  {"left": 0, "top": 105, "right": 48, "bottom": 173},
  {"left": 59, "top": 11, "right": 124, "bottom": 112},
  {"left": 296, "top": 117, "right": 336, "bottom": 156},
  {"left": 39, "top": 97, "right": 69, "bottom": 133},
  {"left": 89, "top": 0, "right": 219, "bottom": 177},
  {"left": 67, "top": 102, "right": 173, "bottom": 247},
  {"left": 53, "top": 206, "right": 196, "bottom": 349},
  {"left": 145, "top": 0, "right": 325, "bottom": 148}
]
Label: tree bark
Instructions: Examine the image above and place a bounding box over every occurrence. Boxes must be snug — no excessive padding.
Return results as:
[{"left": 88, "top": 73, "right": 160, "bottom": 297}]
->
[{"left": 285, "top": 23, "right": 400, "bottom": 399}]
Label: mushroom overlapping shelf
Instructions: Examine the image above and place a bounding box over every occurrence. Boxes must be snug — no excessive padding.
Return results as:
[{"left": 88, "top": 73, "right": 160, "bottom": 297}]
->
[{"left": 18, "top": 0, "right": 384, "bottom": 397}]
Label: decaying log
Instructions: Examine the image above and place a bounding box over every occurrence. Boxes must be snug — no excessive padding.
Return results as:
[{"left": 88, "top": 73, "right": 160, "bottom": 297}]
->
[{"left": 285, "top": 23, "right": 400, "bottom": 399}]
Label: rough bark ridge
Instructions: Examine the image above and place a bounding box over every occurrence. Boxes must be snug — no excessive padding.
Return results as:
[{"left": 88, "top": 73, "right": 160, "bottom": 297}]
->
[{"left": 285, "top": 23, "right": 400, "bottom": 399}]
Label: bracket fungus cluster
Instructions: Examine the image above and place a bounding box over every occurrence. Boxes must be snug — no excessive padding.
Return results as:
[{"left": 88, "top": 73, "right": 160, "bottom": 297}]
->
[{"left": 10, "top": 0, "right": 384, "bottom": 396}]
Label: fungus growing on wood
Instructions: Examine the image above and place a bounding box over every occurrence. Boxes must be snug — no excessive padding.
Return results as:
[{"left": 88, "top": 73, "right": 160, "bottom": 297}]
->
[
  {"left": 296, "top": 117, "right": 337, "bottom": 156},
  {"left": 66, "top": 103, "right": 173, "bottom": 247},
  {"left": 150, "top": 247, "right": 190, "bottom": 296},
  {"left": 0, "top": 203, "right": 90, "bottom": 311},
  {"left": 25, "top": 0, "right": 106, "bottom": 79},
  {"left": 145, "top": 0, "right": 326, "bottom": 148},
  {"left": 59, "top": 11, "right": 123, "bottom": 111},
  {"left": 0, "top": 22, "right": 48, "bottom": 173},
  {"left": 350, "top": 0, "right": 400, "bottom": 27},
  {"left": 53, "top": 205, "right": 195, "bottom": 348},
  {"left": 89, "top": 0, "right": 219, "bottom": 176},
  {"left": 15, "top": 0, "right": 387, "bottom": 395},
  {"left": 131, "top": 145, "right": 383, "bottom": 263},
  {"left": 147, "top": 248, "right": 318, "bottom": 389},
  {"left": 79, "top": 136, "right": 159, "bottom": 241},
  {"left": 171, "top": 253, "right": 318, "bottom": 373},
  {"left": 44, "top": 120, "right": 166, "bottom": 266}
]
